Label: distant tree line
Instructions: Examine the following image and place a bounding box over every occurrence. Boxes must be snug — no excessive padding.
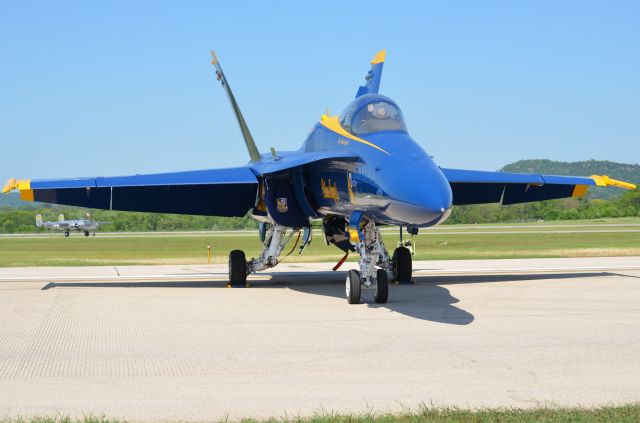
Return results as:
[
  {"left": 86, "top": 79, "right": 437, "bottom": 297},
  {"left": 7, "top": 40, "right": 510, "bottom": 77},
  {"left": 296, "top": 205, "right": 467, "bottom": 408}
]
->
[
  {"left": 0, "top": 209, "right": 258, "bottom": 234},
  {"left": 0, "top": 190, "right": 638, "bottom": 233},
  {"left": 447, "top": 190, "right": 640, "bottom": 224}
]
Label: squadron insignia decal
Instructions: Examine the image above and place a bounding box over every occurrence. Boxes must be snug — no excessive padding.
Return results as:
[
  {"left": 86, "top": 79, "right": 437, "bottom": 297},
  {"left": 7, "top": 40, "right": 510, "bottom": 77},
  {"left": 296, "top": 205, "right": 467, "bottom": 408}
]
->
[{"left": 276, "top": 197, "right": 288, "bottom": 213}]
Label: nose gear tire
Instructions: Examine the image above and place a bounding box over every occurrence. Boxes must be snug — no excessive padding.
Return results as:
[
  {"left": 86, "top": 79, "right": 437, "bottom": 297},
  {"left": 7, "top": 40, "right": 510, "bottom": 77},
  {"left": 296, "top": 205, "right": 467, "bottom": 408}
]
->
[
  {"left": 346, "top": 269, "right": 361, "bottom": 304},
  {"left": 374, "top": 269, "right": 389, "bottom": 303}
]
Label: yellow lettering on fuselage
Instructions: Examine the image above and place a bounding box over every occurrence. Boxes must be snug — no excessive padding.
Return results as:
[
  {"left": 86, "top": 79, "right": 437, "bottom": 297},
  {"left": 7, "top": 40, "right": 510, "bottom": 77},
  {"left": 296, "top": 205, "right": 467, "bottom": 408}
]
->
[{"left": 321, "top": 179, "right": 339, "bottom": 202}]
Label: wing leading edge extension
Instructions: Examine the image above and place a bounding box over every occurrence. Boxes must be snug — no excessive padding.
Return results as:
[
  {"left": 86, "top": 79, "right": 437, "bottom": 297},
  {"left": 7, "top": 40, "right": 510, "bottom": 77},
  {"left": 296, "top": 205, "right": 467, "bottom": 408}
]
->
[
  {"left": 441, "top": 168, "right": 636, "bottom": 205},
  {"left": 2, "top": 167, "right": 259, "bottom": 217}
]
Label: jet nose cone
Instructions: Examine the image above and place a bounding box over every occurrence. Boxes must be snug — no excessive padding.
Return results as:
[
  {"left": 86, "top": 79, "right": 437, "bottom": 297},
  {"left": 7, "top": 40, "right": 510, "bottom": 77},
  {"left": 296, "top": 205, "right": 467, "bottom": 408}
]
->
[{"left": 381, "top": 162, "right": 453, "bottom": 226}]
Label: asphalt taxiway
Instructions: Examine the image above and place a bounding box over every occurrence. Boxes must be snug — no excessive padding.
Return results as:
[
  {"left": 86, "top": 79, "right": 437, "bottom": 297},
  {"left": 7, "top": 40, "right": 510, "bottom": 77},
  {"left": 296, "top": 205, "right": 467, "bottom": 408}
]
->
[{"left": 0, "top": 256, "right": 639, "bottom": 421}]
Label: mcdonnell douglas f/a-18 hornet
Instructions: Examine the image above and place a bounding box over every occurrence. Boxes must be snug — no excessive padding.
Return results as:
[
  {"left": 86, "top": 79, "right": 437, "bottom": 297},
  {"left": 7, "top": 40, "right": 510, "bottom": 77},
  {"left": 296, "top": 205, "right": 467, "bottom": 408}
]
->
[
  {"left": 3, "top": 50, "right": 636, "bottom": 303},
  {"left": 35, "top": 213, "right": 109, "bottom": 237}
]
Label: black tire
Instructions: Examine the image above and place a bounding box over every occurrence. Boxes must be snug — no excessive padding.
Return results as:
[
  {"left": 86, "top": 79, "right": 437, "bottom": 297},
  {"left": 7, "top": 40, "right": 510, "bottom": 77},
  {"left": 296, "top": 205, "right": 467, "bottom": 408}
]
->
[
  {"left": 228, "top": 250, "right": 247, "bottom": 287},
  {"left": 393, "top": 247, "right": 412, "bottom": 282},
  {"left": 84, "top": 231, "right": 90, "bottom": 237},
  {"left": 64, "top": 231, "right": 70, "bottom": 238},
  {"left": 345, "top": 269, "right": 361, "bottom": 304},
  {"left": 374, "top": 269, "right": 389, "bottom": 304}
]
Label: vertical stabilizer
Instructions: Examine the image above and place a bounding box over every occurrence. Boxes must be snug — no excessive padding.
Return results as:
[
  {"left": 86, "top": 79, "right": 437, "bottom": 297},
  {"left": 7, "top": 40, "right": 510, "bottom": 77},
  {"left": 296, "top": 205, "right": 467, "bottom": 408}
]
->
[
  {"left": 210, "top": 50, "right": 261, "bottom": 162},
  {"left": 35, "top": 214, "right": 43, "bottom": 228},
  {"left": 58, "top": 213, "right": 65, "bottom": 222},
  {"left": 356, "top": 50, "right": 386, "bottom": 98}
]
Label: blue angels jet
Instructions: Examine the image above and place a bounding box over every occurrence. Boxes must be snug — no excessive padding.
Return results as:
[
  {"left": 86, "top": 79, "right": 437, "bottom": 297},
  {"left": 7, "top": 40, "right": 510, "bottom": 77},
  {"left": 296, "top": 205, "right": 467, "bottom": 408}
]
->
[{"left": 3, "top": 50, "right": 636, "bottom": 304}]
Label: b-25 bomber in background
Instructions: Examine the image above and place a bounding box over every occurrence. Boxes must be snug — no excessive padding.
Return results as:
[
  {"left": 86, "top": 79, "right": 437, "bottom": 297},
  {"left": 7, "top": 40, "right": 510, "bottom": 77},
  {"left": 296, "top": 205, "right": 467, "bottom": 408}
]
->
[
  {"left": 3, "top": 49, "right": 636, "bottom": 304},
  {"left": 36, "top": 213, "right": 109, "bottom": 237}
]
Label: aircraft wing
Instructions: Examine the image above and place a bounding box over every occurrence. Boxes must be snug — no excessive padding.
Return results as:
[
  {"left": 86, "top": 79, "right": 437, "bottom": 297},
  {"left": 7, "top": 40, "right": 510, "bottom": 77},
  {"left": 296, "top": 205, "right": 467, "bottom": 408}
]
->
[
  {"left": 3, "top": 167, "right": 259, "bottom": 217},
  {"left": 441, "top": 168, "right": 636, "bottom": 205}
]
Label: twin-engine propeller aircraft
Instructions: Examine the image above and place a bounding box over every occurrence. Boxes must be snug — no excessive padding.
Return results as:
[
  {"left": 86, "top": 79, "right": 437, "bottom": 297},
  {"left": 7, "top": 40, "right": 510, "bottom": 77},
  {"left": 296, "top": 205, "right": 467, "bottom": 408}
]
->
[
  {"left": 3, "top": 50, "right": 636, "bottom": 304},
  {"left": 35, "top": 213, "right": 109, "bottom": 237}
]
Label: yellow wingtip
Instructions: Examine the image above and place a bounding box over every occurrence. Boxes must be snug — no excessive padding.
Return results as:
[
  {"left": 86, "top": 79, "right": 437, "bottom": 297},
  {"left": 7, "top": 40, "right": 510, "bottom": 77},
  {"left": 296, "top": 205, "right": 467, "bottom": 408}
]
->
[
  {"left": 2, "top": 178, "right": 17, "bottom": 194},
  {"left": 210, "top": 50, "right": 218, "bottom": 65},
  {"left": 371, "top": 49, "right": 386, "bottom": 65},
  {"left": 591, "top": 175, "right": 637, "bottom": 190},
  {"left": 2, "top": 178, "right": 33, "bottom": 201}
]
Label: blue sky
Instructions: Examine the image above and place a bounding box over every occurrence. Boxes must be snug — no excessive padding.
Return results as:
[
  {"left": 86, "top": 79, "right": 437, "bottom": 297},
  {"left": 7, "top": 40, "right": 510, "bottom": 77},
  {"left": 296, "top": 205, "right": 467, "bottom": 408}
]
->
[{"left": 1, "top": 1, "right": 638, "bottom": 183}]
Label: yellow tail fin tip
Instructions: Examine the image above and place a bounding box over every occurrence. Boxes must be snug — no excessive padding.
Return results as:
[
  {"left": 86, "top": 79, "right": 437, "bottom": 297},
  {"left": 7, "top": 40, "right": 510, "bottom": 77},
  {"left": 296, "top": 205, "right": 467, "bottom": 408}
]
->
[{"left": 371, "top": 49, "right": 386, "bottom": 65}]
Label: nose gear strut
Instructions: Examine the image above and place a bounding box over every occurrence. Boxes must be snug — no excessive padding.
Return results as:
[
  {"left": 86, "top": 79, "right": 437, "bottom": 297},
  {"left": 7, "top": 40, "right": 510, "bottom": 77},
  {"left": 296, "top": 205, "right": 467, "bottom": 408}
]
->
[{"left": 344, "top": 212, "right": 391, "bottom": 304}]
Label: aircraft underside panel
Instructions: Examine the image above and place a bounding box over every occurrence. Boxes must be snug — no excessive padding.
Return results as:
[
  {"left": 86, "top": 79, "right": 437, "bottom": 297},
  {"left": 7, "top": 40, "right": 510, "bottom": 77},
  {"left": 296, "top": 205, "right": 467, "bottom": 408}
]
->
[
  {"left": 32, "top": 183, "right": 258, "bottom": 216},
  {"left": 449, "top": 182, "right": 579, "bottom": 205},
  {"left": 442, "top": 168, "right": 599, "bottom": 205},
  {"left": 28, "top": 167, "right": 259, "bottom": 217}
]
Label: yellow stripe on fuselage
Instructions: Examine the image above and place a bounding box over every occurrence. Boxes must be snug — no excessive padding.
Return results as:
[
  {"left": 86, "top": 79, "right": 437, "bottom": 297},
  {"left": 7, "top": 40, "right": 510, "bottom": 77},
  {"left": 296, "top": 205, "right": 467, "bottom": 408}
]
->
[{"left": 319, "top": 115, "right": 390, "bottom": 155}]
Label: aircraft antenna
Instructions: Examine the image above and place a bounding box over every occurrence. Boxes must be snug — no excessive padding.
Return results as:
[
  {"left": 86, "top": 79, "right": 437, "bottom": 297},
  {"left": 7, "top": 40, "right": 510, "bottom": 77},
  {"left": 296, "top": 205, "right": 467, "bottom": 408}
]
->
[{"left": 210, "top": 50, "right": 261, "bottom": 162}]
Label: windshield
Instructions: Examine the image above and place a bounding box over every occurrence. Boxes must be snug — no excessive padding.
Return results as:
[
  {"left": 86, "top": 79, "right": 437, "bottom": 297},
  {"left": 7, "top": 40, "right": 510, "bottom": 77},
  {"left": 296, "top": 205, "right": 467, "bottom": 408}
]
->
[{"left": 342, "top": 101, "right": 407, "bottom": 136}]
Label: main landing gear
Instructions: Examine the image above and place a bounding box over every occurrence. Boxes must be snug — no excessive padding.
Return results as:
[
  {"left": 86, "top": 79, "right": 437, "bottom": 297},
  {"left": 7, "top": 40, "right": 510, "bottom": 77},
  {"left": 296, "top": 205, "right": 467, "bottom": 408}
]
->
[
  {"left": 392, "top": 246, "right": 412, "bottom": 283},
  {"left": 344, "top": 214, "right": 413, "bottom": 304},
  {"left": 227, "top": 223, "right": 311, "bottom": 287}
]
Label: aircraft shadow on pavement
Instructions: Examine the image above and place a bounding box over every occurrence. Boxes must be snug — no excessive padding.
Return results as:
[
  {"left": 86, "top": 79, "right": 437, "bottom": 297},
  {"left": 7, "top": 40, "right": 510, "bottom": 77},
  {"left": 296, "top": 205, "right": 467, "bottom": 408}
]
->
[
  {"left": 41, "top": 281, "right": 221, "bottom": 290},
  {"left": 418, "top": 271, "right": 616, "bottom": 285},
  {"left": 268, "top": 270, "right": 614, "bottom": 325},
  {"left": 40, "top": 271, "right": 612, "bottom": 325}
]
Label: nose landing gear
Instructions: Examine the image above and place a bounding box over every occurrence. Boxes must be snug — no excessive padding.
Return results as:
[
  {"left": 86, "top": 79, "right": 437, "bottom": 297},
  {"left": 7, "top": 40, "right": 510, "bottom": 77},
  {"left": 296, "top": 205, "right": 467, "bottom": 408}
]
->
[
  {"left": 345, "top": 212, "right": 392, "bottom": 304},
  {"left": 345, "top": 268, "right": 389, "bottom": 304},
  {"left": 373, "top": 268, "right": 389, "bottom": 303}
]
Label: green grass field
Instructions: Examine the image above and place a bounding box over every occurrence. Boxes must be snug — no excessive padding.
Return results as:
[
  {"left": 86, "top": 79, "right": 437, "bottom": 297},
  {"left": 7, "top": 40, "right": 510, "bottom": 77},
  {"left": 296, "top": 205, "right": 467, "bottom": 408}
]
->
[
  {"left": 3, "top": 405, "right": 640, "bottom": 423},
  {"left": 0, "top": 217, "right": 638, "bottom": 267}
]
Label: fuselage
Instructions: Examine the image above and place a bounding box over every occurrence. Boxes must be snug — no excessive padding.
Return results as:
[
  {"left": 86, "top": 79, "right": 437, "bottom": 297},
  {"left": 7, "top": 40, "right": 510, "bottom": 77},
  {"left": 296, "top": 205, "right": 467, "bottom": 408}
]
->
[{"left": 298, "top": 94, "right": 453, "bottom": 228}]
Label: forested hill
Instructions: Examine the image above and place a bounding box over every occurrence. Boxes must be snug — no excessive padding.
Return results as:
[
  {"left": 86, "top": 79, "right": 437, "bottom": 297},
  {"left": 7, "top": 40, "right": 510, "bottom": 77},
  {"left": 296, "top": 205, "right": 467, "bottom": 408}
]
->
[
  {"left": 501, "top": 159, "right": 640, "bottom": 200},
  {"left": 0, "top": 193, "right": 43, "bottom": 209}
]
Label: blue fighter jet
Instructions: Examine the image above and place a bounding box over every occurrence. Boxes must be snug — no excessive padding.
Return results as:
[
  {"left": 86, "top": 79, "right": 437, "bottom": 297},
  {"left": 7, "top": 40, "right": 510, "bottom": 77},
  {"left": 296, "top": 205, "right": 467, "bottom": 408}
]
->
[{"left": 3, "top": 50, "right": 635, "bottom": 304}]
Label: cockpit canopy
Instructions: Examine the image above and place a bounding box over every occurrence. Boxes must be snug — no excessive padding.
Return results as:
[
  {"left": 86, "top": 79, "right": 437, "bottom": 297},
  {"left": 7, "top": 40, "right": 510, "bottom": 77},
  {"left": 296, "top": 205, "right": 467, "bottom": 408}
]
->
[{"left": 339, "top": 94, "right": 407, "bottom": 136}]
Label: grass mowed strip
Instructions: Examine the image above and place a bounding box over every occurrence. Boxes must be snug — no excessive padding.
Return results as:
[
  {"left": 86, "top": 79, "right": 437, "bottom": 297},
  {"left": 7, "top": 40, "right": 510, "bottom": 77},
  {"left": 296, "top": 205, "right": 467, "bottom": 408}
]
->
[
  {"left": 3, "top": 404, "right": 640, "bottom": 423},
  {"left": 0, "top": 221, "right": 638, "bottom": 266}
]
